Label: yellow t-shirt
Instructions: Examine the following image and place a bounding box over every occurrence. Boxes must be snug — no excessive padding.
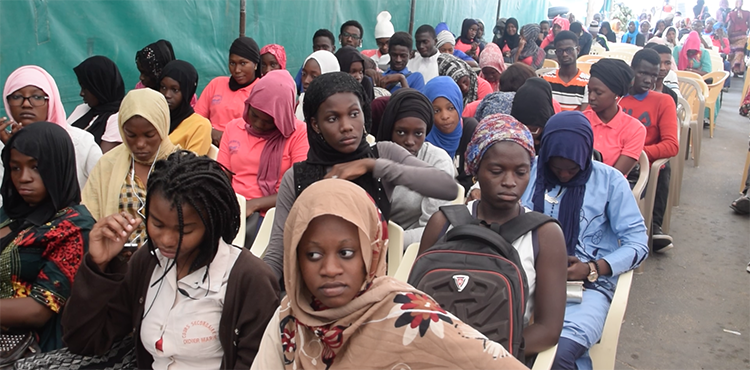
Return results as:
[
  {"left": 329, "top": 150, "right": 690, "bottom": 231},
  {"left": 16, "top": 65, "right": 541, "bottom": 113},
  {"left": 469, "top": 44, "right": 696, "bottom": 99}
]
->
[{"left": 169, "top": 113, "right": 212, "bottom": 156}]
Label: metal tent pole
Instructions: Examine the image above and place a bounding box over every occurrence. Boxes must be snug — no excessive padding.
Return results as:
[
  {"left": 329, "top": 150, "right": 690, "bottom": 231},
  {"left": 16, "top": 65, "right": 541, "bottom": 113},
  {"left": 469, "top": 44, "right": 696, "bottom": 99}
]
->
[
  {"left": 239, "top": 0, "right": 246, "bottom": 37},
  {"left": 409, "top": 0, "right": 416, "bottom": 35}
]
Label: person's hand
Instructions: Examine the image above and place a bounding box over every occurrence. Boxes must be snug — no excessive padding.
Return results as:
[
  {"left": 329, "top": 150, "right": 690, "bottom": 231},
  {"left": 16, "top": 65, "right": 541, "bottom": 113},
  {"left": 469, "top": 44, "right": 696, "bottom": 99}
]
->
[
  {"left": 88, "top": 212, "right": 141, "bottom": 271},
  {"left": 366, "top": 70, "right": 382, "bottom": 86},
  {"left": 466, "top": 188, "right": 481, "bottom": 203},
  {"left": 566, "top": 256, "right": 590, "bottom": 281},
  {"left": 211, "top": 129, "right": 223, "bottom": 147},
  {"left": 376, "top": 74, "right": 403, "bottom": 88},
  {"left": 518, "top": 37, "right": 526, "bottom": 49},
  {"left": 246, "top": 198, "right": 263, "bottom": 217},
  {"left": 324, "top": 158, "right": 376, "bottom": 180},
  {"left": 468, "top": 43, "right": 479, "bottom": 57},
  {"left": 0, "top": 118, "right": 21, "bottom": 144}
]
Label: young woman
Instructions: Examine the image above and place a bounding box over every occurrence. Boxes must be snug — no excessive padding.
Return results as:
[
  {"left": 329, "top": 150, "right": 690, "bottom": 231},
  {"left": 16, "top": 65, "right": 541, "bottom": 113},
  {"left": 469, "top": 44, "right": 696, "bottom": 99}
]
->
[
  {"left": 512, "top": 24, "right": 547, "bottom": 70},
  {"left": 63, "top": 151, "right": 279, "bottom": 369},
  {"left": 622, "top": 20, "right": 646, "bottom": 46},
  {"left": 68, "top": 55, "right": 125, "bottom": 152},
  {"left": 463, "top": 62, "right": 536, "bottom": 123},
  {"left": 599, "top": 21, "right": 617, "bottom": 43},
  {"left": 260, "top": 44, "right": 287, "bottom": 77},
  {"left": 540, "top": 16, "right": 570, "bottom": 50},
  {"left": 662, "top": 26, "right": 678, "bottom": 49},
  {"left": 474, "top": 90, "right": 516, "bottom": 121},
  {"left": 437, "top": 53, "right": 491, "bottom": 107},
  {"left": 295, "top": 50, "right": 341, "bottom": 121},
  {"left": 727, "top": 0, "right": 750, "bottom": 75},
  {"left": 134, "top": 39, "right": 175, "bottom": 91},
  {"left": 0, "top": 122, "right": 95, "bottom": 352},
  {"left": 375, "top": 88, "right": 455, "bottom": 248},
  {"left": 520, "top": 111, "right": 648, "bottom": 369},
  {"left": 511, "top": 77, "right": 558, "bottom": 151},
  {"left": 420, "top": 114, "right": 567, "bottom": 357},
  {"left": 158, "top": 60, "right": 212, "bottom": 155},
  {"left": 1, "top": 65, "right": 101, "bottom": 190},
  {"left": 82, "top": 89, "right": 178, "bottom": 249},
  {"left": 478, "top": 43, "right": 506, "bottom": 92},
  {"left": 640, "top": 20, "right": 653, "bottom": 41},
  {"left": 195, "top": 37, "right": 262, "bottom": 146},
  {"left": 218, "top": 70, "right": 308, "bottom": 246},
  {"left": 653, "top": 19, "right": 667, "bottom": 38},
  {"left": 251, "top": 178, "right": 527, "bottom": 370},
  {"left": 261, "top": 72, "right": 456, "bottom": 281},
  {"left": 336, "top": 46, "right": 375, "bottom": 102},
  {"left": 673, "top": 31, "right": 713, "bottom": 75},
  {"left": 497, "top": 18, "right": 520, "bottom": 59},
  {"left": 455, "top": 18, "right": 481, "bottom": 58}
]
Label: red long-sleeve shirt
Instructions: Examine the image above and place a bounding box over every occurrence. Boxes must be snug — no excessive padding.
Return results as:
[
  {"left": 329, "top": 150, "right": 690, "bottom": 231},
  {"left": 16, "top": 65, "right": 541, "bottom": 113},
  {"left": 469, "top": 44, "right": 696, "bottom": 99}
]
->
[{"left": 620, "top": 91, "right": 679, "bottom": 163}]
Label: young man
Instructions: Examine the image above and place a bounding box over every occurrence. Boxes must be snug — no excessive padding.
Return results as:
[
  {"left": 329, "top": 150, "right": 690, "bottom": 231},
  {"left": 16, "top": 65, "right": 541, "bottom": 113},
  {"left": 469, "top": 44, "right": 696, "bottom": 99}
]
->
[
  {"left": 570, "top": 22, "right": 593, "bottom": 56},
  {"left": 295, "top": 29, "right": 336, "bottom": 94},
  {"left": 589, "top": 21, "right": 610, "bottom": 51},
  {"left": 542, "top": 31, "right": 589, "bottom": 111},
  {"left": 645, "top": 43, "right": 680, "bottom": 104},
  {"left": 361, "top": 11, "right": 393, "bottom": 70},
  {"left": 380, "top": 32, "right": 425, "bottom": 92},
  {"left": 620, "top": 49, "right": 680, "bottom": 252},
  {"left": 407, "top": 24, "right": 440, "bottom": 82},
  {"left": 538, "top": 20, "right": 550, "bottom": 46},
  {"left": 339, "top": 20, "right": 364, "bottom": 48}
]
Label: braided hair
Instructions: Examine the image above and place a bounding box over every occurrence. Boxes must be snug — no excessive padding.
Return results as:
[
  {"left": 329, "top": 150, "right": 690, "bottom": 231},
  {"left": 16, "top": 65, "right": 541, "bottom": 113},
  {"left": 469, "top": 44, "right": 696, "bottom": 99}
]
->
[{"left": 144, "top": 150, "right": 240, "bottom": 275}]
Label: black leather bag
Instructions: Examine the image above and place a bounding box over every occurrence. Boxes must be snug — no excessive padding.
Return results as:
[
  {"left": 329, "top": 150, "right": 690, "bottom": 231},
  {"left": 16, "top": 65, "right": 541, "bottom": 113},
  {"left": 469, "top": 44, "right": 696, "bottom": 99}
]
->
[{"left": 0, "top": 330, "right": 40, "bottom": 369}]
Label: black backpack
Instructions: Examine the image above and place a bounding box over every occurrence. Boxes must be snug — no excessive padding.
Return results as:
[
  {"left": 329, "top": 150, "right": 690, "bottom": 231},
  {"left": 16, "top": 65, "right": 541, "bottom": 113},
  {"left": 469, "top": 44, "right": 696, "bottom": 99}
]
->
[{"left": 407, "top": 204, "right": 557, "bottom": 360}]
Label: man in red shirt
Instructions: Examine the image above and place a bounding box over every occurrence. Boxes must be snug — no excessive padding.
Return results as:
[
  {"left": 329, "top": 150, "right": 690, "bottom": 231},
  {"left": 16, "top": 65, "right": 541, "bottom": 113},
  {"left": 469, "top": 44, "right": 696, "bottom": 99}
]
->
[{"left": 620, "top": 49, "right": 679, "bottom": 252}]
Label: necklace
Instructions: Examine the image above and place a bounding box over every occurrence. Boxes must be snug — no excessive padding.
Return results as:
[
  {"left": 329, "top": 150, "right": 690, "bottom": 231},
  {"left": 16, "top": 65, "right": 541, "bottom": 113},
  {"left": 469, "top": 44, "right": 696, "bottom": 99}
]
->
[{"left": 544, "top": 188, "right": 564, "bottom": 205}]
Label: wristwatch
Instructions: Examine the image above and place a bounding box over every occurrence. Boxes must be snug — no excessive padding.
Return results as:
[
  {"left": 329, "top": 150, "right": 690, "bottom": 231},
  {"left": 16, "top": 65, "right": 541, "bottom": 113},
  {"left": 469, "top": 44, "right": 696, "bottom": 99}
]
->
[{"left": 587, "top": 261, "right": 599, "bottom": 282}]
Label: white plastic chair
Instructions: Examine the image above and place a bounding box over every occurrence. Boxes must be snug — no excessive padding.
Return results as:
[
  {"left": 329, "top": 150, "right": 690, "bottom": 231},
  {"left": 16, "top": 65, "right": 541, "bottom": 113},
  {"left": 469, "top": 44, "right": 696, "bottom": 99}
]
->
[
  {"left": 207, "top": 144, "right": 219, "bottom": 160},
  {"left": 393, "top": 243, "right": 420, "bottom": 282},
  {"left": 386, "top": 221, "right": 404, "bottom": 276},
  {"left": 366, "top": 134, "right": 375, "bottom": 145},
  {"left": 250, "top": 207, "right": 275, "bottom": 258},
  {"left": 531, "top": 345, "right": 558, "bottom": 370},
  {"left": 588, "top": 270, "right": 635, "bottom": 370},
  {"left": 451, "top": 183, "right": 465, "bottom": 205},
  {"left": 232, "top": 193, "right": 246, "bottom": 247},
  {"left": 678, "top": 77, "right": 707, "bottom": 167}
]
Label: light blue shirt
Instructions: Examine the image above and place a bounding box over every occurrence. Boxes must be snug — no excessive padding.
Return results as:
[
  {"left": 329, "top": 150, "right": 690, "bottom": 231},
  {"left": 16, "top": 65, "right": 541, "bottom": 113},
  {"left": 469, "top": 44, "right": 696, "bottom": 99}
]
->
[
  {"left": 383, "top": 67, "right": 425, "bottom": 92},
  {"left": 521, "top": 161, "right": 649, "bottom": 300}
]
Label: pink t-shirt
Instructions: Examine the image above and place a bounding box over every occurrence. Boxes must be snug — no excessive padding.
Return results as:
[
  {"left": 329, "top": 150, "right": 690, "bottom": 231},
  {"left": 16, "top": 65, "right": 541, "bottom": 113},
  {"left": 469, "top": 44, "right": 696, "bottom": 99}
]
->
[
  {"left": 477, "top": 77, "right": 493, "bottom": 100},
  {"left": 217, "top": 118, "right": 309, "bottom": 202},
  {"left": 463, "top": 100, "right": 480, "bottom": 118},
  {"left": 194, "top": 76, "right": 257, "bottom": 132},
  {"left": 455, "top": 39, "right": 473, "bottom": 53},
  {"left": 583, "top": 107, "right": 646, "bottom": 167}
]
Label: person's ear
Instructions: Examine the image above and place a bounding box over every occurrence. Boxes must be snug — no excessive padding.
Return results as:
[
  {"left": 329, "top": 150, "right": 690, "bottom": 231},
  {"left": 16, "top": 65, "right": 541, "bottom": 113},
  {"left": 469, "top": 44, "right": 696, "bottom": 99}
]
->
[{"left": 311, "top": 117, "right": 320, "bottom": 134}]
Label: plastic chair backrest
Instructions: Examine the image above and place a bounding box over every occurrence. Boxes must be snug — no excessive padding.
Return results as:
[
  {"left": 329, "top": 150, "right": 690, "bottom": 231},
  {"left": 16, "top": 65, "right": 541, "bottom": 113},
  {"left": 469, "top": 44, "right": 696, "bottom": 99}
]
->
[
  {"left": 531, "top": 344, "right": 558, "bottom": 370},
  {"left": 678, "top": 77, "right": 706, "bottom": 116},
  {"left": 543, "top": 59, "right": 559, "bottom": 69},
  {"left": 366, "top": 134, "right": 375, "bottom": 144},
  {"left": 576, "top": 61, "right": 593, "bottom": 75},
  {"left": 577, "top": 55, "right": 604, "bottom": 63},
  {"left": 602, "top": 50, "right": 634, "bottom": 64},
  {"left": 451, "top": 183, "right": 465, "bottom": 205},
  {"left": 233, "top": 193, "right": 247, "bottom": 247},
  {"left": 607, "top": 42, "right": 641, "bottom": 52},
  {"left": 208, "top": 144, "right": 219, "bottom": 160},
  {"left": 535, "top": 67, "right": 556, "bottom": 77},
  {"left": 393, "top": 243, "right": 420, "bottom": 282},
  {"left": 631, "top": 151, "right": 650, "bottom": 210},
  {"left": 710, "top": 55, "right": 723, "bottom": 72},
  {"left": 250, "top": 207, "right": 276, "bottom": 257},
  {"left": 386, "top": 221, "right": 405, "bottom": 276},
  {"left": 588, "top": 270, "right": 635, "bottom": 369}
]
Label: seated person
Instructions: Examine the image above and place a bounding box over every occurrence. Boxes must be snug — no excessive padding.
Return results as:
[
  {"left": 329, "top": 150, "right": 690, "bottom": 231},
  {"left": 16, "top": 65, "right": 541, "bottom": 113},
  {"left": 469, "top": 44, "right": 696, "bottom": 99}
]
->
[
  {"left": 379, "top": 32, "right": 425, "bottom": 92},
  {"left": 68, "top": 55, "right": 124, "bottom": 152},
  {"left": 436, "top": 30, "right": 480, "bottom": 67},
  {"left": 673, "top": 31, "right": 713, "bottom": 75},
  {"left": 335, "top": 46, "right": 375, "bottom": 101},
  {"left": 407, "top": 25, "right": 441, "bottom": 82},
  {"left": 620, "top": 49, "right": 679, "bottom": 253},
  {"left": 645, "top": 43, "right": 681, "bottom": 104},
  {"left": 583, "top": 59, "right": 646, "bottom": 175},
  {"left": 0, "top": 122, "right": 95, "bottom": 352},
  {"left": 455, "top": 18, "right": 482, "bottom": 58},
  {"left": 158, "top": 60, "right": 212, "bottom": 155},
  {"left": 521, "top": 111, "right": 649, "bottom": 370},
  {"left": 361, "top": 11, "right": 393, "bottom": 69},
  {"left": 295, "top": 50, "right": 340, "bottom": 121},
  {"left": 82, "top": 89, "right": 179, "bottom": 249},
  {"left": 512, "top": 77, "right": 557, "bottom": 151},
  {"left": 294, "top": 29, "right": 337, "bottom": 94},
  {"left": 541, "top": 31, "right": 590, "bottom": 111},
  {"left": 375, "top": 88, "right": 455, "bottom": 248},
  {"left": 420, "top": 114, "right": 567, "bottom": 357},
  {"left": 218, "top": 70, "right": 308, "bottom": 246},
  {"left": 510, "top": 24, "right": 547, "bottom": 70},
  {"left": 437, "top": 53, "right": 493, "bottom": 107},
  {"left": 479, "top": 43, "right": 506, "bottom": 92},
  {"left": 464, "top": 62, "right": 537, "bottom": 118},
  {"left": 63, "top": 151, "right": 279, "bottom": 369},
  {"left": 261, "top": 72, "right": 457, "bottom": 281},
  {"left": 251, "top": 179, "right": 527, "bottom": 369},
  {"left": 260, "top": 44, "right": 286, "bottom": 77}
]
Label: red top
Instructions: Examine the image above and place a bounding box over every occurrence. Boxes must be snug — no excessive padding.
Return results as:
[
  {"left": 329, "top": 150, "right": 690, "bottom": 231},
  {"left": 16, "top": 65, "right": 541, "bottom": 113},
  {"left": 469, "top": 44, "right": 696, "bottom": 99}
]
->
[{"left": 620, "top": 91, "right": 679, "bottom": 163}]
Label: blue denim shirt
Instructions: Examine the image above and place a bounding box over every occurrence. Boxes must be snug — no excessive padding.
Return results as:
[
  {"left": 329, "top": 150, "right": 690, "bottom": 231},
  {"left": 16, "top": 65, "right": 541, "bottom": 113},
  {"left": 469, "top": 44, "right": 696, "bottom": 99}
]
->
[{"left": 383, "top": 67, "right": 425, "bottom": 92}]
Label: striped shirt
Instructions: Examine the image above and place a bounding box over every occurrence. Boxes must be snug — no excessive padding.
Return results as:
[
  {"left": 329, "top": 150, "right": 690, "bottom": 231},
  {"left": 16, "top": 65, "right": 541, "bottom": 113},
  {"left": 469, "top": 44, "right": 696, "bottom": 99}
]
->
[{"left": 542, "top": 69, "right": 590, "bottom": 111}]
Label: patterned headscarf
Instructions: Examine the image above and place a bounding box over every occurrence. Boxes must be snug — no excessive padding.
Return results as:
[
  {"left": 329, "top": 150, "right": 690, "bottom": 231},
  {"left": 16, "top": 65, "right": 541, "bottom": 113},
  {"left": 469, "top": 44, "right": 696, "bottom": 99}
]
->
[
  {"left": 474, "top": 91, "right": 516, "bottom": 121},
  {"left": 135, "top": 40, "right": 175, "bottom": 86},
  {"left": 514, "top": 24, "right": 546, "bottom": 70},
  {"left": 465, "top": 113, "right": 535, "bottom": 176},
  {"left": 437, "top": 53, "right": 478, "bottom": 106},
  {"left": 260, "top": 44, "right": 287, "bottom": 70}
]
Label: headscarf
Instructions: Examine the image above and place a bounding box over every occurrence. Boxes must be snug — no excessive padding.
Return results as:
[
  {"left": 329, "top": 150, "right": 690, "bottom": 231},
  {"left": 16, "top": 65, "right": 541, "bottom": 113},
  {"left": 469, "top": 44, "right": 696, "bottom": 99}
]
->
[
  {"left": 493, "top": 18, "right": 507, "bottom": 40},
  {"left": 369, "top": 96, "right": 390, "bottom": 137},
  {"left": 335, "top": 46, "right": 374, "bottom": 102},
  {"left": 303, "top": 50, "right": 341, "bottom": 76},
  {"left": 464, "top": 113, "right": 535, "bottom": 176},
  {"left": 542, "top": 16, "right": 570, "bottom": 46},
  {"left": 622, "top": 20, "right": 641, "bottom": 44},
  {"left": 531, "top": 111, "right": 593, "bottom": 256},
  {"left": 479, "top": 43, "right": 506, "bottom": 92},
  {"left": 458, "top": 18, "right": 479, "bottom": 44},
  {"left": 436, "top": 30, "right": 456, "bottom": 48},
  {"left": 135, "top": 40, "right": 175, "bottom": 88},
  {"left": 241, "top": 70, "right": 299, "bottom": 196},
  {"left": 589, "top": 58, "right": 634, "bottom": 97},
  {"left": 513, "top": 23, "right": 546, "bottom": 70},
  {"left": 423, "top": 76, "right": 463, "bottom": 158},
  {"left": 2, "top": 66, "right": 67, "bottom": 127},
  {"left": 375, "top": 88, "right": 433, "bottom": 142},
  {"left": 71, "top": 56, "right": 125, "bottom": 144},
  {"left": 435, "top": 22, "right": 451, "bottom": 35},
  {"left": 679, "top": 31, "right": 703, "bottom": 70},
  {"left": 511, "top": 77, "right": 555, "bottom": 130},
  {"left": 437, "top": 53, "right": 478, "bottom": 106},
  {"left": 228, "top": 37, "right": 261, "bottom": 91},
  {"left": 600, "top": 21, "right": 617, "bottom": 42},
  {"left": 118, "top": 88, "right": 177, "bottom": 165},
  {"left": 280, "top": 179, "right": 518, "bottom": 370},
  {"left": 158, "top": 60, "right": 198, "bottom": 133},
  {"left": 500, "top": 18, "right": 521, "bottom": 50},
  {"left": 260, "top": 44, "right": 287, "bottom": 70},
  {"left": 0, "top": 122, "right": 80, "bottom": 250},
  {"left": 474, "top": 91, "right": 516, "bottom": 121},
  {"left": 662, "top": 26, "right": 679, "bottom": 46}
]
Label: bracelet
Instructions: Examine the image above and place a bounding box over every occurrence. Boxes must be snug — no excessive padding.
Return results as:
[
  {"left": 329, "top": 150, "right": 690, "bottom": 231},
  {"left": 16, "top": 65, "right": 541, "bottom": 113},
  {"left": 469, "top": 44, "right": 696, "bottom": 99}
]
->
[{"left": 592, "top": 259, "right": 601, "bottom": 275}]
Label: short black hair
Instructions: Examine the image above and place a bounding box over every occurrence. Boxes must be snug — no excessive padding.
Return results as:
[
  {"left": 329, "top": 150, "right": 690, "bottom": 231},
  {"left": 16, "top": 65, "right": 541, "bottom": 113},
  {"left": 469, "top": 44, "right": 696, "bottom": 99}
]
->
[
  {"left": 416, "top": 24, "right": 436, "bottom": 38},
  {"left": 569, "top": 21, "right": 583, "bottom": 35},
  {"left": 389, "top": 31, "right": 413, "bottom": 50},
  {"left": 313, "top": 29, "right": 335, "bottom": 45},
  {"left": 540, "top": 20, "right": 550, "bottom": 26},
  {"left": 341, "top": 20, "right": 364, "bottom": 39},
  {"left": 645, "top": 43, "right": 672, "bottom": 55},
  {"left": 499, "top": 63, "right": 536, "bottom": 92},
  {"left": 631, "top": 48, "right": 661, "bottom": 69},
  {"left": 554, "top": 30, "right": 579, "bottom": 46}
]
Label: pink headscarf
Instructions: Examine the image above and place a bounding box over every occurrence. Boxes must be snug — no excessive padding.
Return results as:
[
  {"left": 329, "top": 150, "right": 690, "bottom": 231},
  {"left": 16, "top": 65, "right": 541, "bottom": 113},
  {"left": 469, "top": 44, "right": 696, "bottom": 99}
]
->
[
  {"left": 679, "top": 31, "right": 702, "bottom": 70},
  {"left": 244, "top": 69, "right": 299, "bottom": 196},
  {"left": 542, "top": 16, "right": 571, "bottom": 46},
  {"left": 479, "top": 43, "right": 506, "bottom": 92},
  {"left": 2, "top": 65, "right": 67, "bottom": 126},
  {"left": 260, "top": 44, "right": 287, "bottom": 70}
]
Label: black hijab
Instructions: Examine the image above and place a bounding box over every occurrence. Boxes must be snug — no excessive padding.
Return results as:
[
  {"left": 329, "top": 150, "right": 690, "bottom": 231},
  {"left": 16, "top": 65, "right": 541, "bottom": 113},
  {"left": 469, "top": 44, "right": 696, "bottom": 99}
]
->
[
  {"left": 375, "top": 88, "right": 434, "bottom": 142},
  {"left": 72, "top": 56, "right": 125, "bottom": 144},
  {"left": 600, "top": 22, "right": 617, "bottom": 42},
  {"left": 335, "top": 46, "right": 375, "bottom": 103},
  {"left": 0, "top": 122, "right": 80, "bottom": 250},
  {"left": 159, "top": 60, "right": 198, "bottom": 133},
  {"left": 135, "top": 40, "right": 175, "bottom": 89},
  {"left": 589, "top": 58, "right": 634, "bottom": 97},
  {"left": 458, "top": 18, "right": 479, "bottom": 44},
  {"left": 228, "top": 37, "right": 261, "bottom": 91},
  {"left": 511, "top": 77, "right": 555, "bottom": 129},
  {"left": 500, "top": 18, "right": 521, "bottom": 50}
]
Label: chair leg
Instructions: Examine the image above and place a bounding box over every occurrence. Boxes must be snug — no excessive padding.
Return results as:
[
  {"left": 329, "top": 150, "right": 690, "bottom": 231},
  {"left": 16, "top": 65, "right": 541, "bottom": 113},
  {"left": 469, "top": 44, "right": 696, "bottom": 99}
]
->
[{"left": 709, "top": 107, "right": 715, "bottom": 138}]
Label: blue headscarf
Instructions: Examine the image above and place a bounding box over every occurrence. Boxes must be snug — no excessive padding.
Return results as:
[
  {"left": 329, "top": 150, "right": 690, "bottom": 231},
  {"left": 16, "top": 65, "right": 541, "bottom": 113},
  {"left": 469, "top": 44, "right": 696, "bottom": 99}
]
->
[
  {"left": 423, "top": 76, "right": 463, "bottom": 158},
  {"left": 435, "top": 22, "right": 452, "bottom": 36},
  {"left": 532, "top": 111, "right": 594, "bottom": 256},
  {"left": 621, "top": 20, "right": 640, "bottom": 44}
]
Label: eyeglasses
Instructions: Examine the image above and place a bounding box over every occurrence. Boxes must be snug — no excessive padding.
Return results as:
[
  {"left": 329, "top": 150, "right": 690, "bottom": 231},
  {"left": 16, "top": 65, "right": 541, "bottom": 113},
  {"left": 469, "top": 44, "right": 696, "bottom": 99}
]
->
[
  {"left": 555, "top": 47, "right": 577, "bottom": 56},
  {"left": 341, "top": 32, "right": 361, "bottom": 41},
  {"left": 6, "top": 94, "right": 49, "bottom": 107}
]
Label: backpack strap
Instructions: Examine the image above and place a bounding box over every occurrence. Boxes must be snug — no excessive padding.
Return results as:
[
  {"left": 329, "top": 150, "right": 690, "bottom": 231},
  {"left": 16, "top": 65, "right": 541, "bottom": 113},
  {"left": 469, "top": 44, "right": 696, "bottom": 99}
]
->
[
  {"left": 439, "top": 205, "right": 477, "bottom": 227},
  {"left": 495, "top": 211, "right": 559, "bottom": 245}
]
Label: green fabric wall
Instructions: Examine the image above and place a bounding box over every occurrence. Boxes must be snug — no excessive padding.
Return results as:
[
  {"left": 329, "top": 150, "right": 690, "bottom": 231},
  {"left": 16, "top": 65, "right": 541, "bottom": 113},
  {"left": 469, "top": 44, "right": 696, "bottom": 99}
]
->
[{"left": 0, "top": 0, "right": 546, "bottom": 117}]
